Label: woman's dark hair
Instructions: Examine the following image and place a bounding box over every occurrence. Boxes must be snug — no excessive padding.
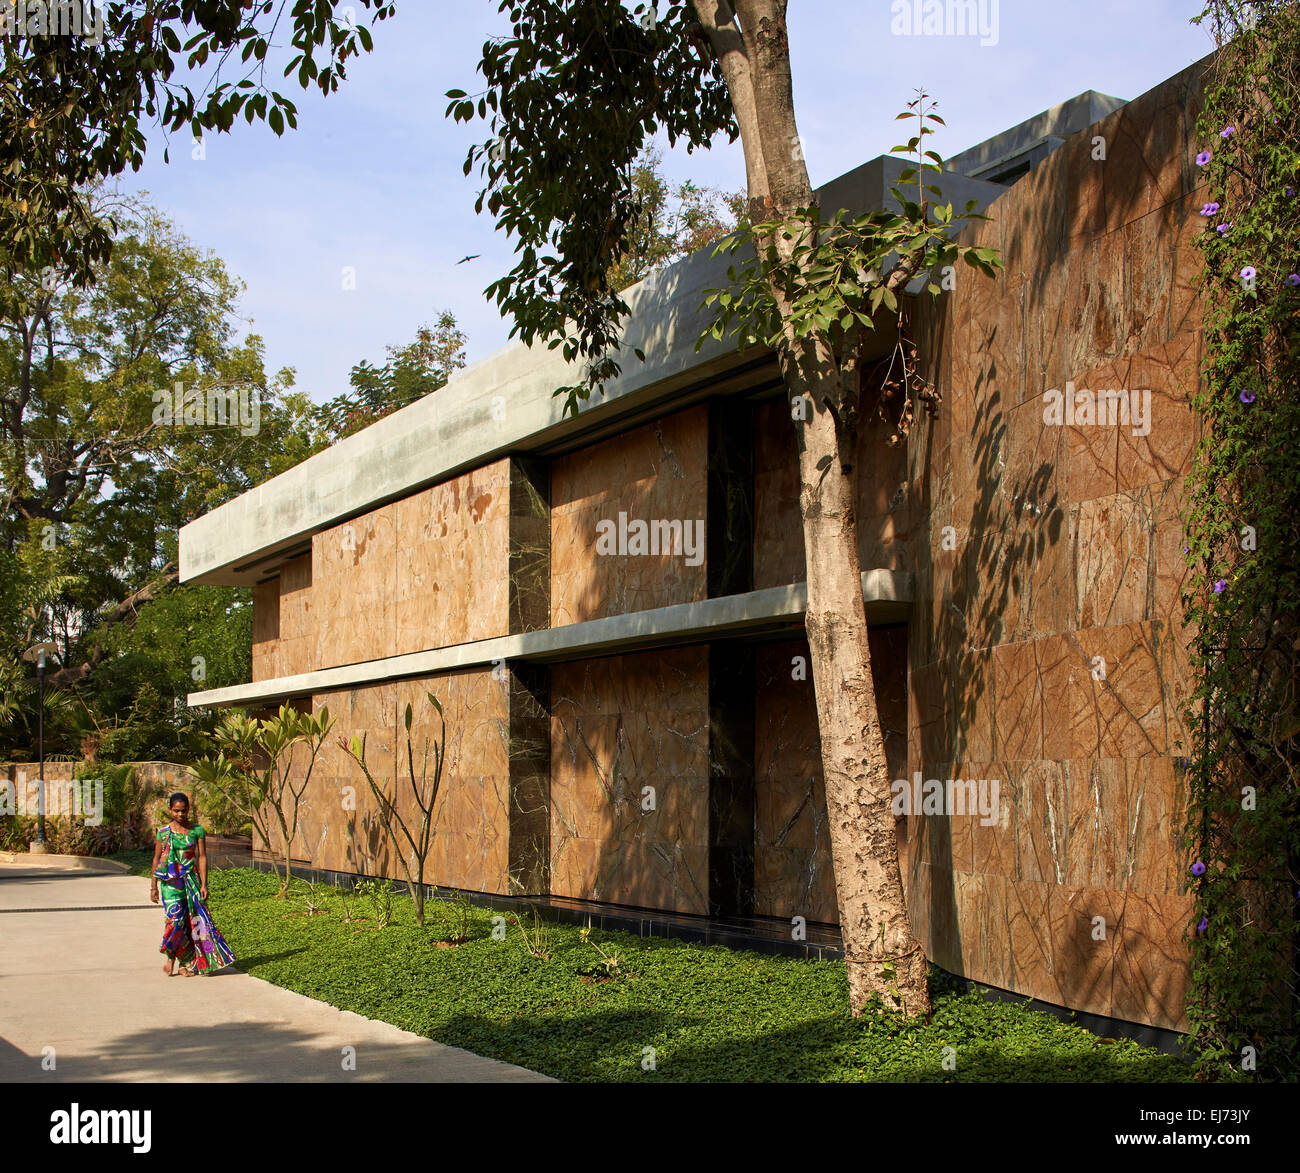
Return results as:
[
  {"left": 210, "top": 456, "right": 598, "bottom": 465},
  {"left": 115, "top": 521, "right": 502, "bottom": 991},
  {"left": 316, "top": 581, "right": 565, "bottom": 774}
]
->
[{"left": 168, "top": 792, "right": 191, "bottom": 809}]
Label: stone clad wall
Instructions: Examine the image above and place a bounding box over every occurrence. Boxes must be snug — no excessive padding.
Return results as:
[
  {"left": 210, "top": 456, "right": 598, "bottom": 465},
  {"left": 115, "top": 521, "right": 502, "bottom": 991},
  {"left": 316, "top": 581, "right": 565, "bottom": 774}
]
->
[
  {"left": 549, "top": 646, "right": 710, "bottom": 913},
  {"left": 250, "top": 578, "right": 280, "bottom": 680},
  {"left": 752, "top": 394, "right": 912, "bottom": 589},
  {"left": 260, "top": 668, "right": 511, "bottom": 893},
  {"left": 551, "top": 406, "right": 708, "bottom": 626},
  {"left": 905, "top": 60, "right": 1206, "bottom": 1031},
  {"left": 252, "top": 554, "right": 312, "bottom": 681},
  {"left": 250, "top": 464, "right": 510, "bottom": 679}
]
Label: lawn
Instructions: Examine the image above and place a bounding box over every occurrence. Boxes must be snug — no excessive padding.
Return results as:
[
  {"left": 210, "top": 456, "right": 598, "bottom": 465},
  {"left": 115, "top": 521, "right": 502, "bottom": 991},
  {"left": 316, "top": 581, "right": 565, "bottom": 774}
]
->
[
  {"left": 108, "top": 848, "right": 155, "bottom": 877},
  {"left": 206, "top": 867, "right": 1192, "bottom": 1083}
]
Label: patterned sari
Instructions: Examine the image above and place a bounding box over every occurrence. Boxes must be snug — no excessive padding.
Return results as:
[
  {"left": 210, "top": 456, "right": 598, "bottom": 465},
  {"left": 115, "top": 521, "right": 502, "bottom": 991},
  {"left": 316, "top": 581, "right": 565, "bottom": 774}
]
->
[{"left": 155, "top": 824, "right": 236, "bottom": 974}]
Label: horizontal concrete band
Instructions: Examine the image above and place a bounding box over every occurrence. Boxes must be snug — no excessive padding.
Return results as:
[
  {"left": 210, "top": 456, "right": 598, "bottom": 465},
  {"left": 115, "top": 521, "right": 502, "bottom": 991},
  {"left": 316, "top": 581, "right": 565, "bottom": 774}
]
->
[{"left": 187, "top": 569, "right": 912, "bottom": 709}]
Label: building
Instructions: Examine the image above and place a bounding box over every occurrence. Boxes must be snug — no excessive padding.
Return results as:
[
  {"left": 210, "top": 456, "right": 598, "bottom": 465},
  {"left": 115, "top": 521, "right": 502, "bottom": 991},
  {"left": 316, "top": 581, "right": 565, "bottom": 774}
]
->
[{"left": 182, "top": 58, "right": 1207, "bottom": 1037}]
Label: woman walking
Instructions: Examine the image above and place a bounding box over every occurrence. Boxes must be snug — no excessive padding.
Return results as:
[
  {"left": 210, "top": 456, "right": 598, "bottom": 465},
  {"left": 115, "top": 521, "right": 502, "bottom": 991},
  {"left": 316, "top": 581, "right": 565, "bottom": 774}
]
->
[{"left": 150, "top": 792, "right": 236, "bottom": 976}]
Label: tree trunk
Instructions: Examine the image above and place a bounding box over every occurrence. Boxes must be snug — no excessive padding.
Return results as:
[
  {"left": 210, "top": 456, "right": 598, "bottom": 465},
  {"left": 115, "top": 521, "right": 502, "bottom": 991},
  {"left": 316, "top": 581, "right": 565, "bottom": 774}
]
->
[
  {"left": 792, "top": 390, "right": 929, "bottom": 1017},
  {"left": 693, "top": 0, "right": 930, "bottom": 1017}
]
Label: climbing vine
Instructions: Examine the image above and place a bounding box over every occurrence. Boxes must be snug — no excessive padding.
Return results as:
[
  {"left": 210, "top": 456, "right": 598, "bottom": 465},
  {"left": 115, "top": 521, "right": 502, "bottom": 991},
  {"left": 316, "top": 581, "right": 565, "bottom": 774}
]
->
[{"left": 1181, "top": 0, "right": 1300, "bottom": 1081}]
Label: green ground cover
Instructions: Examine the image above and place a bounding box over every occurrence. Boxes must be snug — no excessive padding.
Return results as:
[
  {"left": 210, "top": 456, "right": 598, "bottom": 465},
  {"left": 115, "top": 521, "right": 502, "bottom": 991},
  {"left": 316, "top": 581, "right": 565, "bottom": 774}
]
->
[{"left": 200, "top": 867, "right": 1192, "bottom": 1083}]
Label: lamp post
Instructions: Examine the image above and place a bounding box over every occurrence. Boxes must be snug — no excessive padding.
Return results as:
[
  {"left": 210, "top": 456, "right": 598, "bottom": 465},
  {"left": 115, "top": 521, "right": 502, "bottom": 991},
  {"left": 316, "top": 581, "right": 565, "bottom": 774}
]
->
[{"left": 30, "top": 648, "right": 47, "bottom": 854}]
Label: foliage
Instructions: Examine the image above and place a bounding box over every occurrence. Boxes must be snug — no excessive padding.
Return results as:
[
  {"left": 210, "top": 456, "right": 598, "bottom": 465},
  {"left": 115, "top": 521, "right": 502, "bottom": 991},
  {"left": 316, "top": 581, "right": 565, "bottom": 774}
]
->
[
  {"left": 208, "top": 867, "right": 1193, "bottom": 1083},
  {"left": 107, "top": 847, "right": 157, "bottom": 877},
  {"left": 512, "top": 903, "right": 554, "bottom": 961},
  {"left": 187, "top": 703, "right": 335, "bottom": 895},
  {"left": 447, "top": 0, "right": 735, "bottom": 400},
  {"left": 576, "top": 924, "right": 624, "bottom": 979},
  {"left": 353, "top": 876, "right": 396, "bottom": 928},
  {"left": 1181, "top": 0, "right": 1300, "bottom": 1082},
  {"left": 341, "top": 691, "right": 446, "bottom": 926},
  {"left": 0, "top": 812, "right": 112, "bottom": 854},
  {"left": 2, "top": 1, "right": 393, "bottom": 284},
  {"left": 1, "top": 195, "right": 318, "bottom": 762},
  {"left": 80, "top": 760, "right": 168, "bottom": 851},
  {"left": 0, "top": 648, "right": 85, "bottom": 761},
  {"left": 605, "top": 147, "right": 745, "bottom": 291},
  {"left": 316, "top": 311, "right": 467, "bottom": 441},
  {"left": 701, "top": 91, "right": 998, "bottom": 440},
  {"left": 435, "top": 891, "right": 474, "bottom": 945}
]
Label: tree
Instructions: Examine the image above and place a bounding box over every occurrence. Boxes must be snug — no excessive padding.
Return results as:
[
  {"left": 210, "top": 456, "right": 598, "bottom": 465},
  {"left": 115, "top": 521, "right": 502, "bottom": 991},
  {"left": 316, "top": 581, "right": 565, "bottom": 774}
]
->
[
  {"left": 447, "top": 1, "right": 1001, "bottom": 1017},
  {"left": 0, "top": 193, "right": 325, "bottom": 756},
  {"left": 317, "top": 310, "right": 467, "bottom": 442},
  {"left": 188, "top": 703, "right": 335, "bottom": 896},
  {"left": 341, "top": 692, "right": 448, "bottom": 926},
  {"left": 606, "top": 146, "right": 746, "bottom": 290},
  {"left": 1, "top": 2, "right": 394, "bottom": 286}
]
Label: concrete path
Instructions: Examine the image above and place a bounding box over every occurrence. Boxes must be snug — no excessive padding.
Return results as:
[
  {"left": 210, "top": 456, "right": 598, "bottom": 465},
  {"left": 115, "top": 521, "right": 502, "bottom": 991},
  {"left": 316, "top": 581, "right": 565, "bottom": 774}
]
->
[{"left": 0, "top": 859, "right": 554, "bottom": 1082}]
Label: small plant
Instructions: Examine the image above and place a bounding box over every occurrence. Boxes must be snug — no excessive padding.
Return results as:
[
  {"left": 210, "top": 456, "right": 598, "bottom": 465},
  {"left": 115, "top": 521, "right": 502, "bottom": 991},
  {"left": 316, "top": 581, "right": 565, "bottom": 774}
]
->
[
  {"left": 441, "top": 892, "right": 473, "bottom": 945},
  {"left": 341, "top": 692, "right": 447, "bottom": 926},
  {"left": 292, "top": 878, "right": 330, "bottom": 917},
  {"left": 512, "top": 904, "right": 553, "bottom": 960},
  {"left": 335, "top": 877, "right": 361, "bottom": 924},
  {"left": 576, "top": 925, "right": 623, "bottom": 980},
  {"left": 188, "top": 703, "right": 335, "bottom": 897},
  {"left": 354, "top": 877, "right": 395, "bottom": 928}
]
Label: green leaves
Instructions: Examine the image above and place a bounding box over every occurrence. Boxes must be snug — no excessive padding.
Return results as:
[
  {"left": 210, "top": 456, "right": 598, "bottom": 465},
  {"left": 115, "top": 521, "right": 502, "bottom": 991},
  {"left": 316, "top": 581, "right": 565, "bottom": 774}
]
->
[
  {"left": 1178, "top": 0, "right": 1300, "bottom": 1083},
  {"left": 695, "top": 88, "right": 1001, "bottom": 363},
  {"left": 0, "top": 1, "right": 394, "bottom": 284},
  {"left": 445, "top": 0, "right": 736, "bottom": 412}
]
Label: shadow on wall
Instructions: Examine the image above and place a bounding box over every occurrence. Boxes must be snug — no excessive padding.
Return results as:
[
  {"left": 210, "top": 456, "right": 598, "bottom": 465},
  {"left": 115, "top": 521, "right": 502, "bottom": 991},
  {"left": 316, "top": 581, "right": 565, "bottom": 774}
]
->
[
  {"left": 905, "top": 55, "right": 1212, "bottom": 1006},
  {"left": 549, "top": 646, "right": 711, "bottom": 916}
]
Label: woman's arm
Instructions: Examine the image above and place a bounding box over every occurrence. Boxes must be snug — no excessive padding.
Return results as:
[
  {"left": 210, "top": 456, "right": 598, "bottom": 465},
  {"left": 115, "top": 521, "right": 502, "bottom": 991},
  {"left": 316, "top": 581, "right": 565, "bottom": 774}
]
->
[{"left": 150, "top": 833, "right": 163, "bottom": 903}]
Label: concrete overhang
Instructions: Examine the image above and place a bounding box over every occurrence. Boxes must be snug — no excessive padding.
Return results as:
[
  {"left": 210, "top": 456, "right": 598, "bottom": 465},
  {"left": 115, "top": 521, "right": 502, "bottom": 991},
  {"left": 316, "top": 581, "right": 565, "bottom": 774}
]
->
[
  {"left": 180, "top": 159, "right": 1005, "bottom": 588},
  {"left": 186, "top": 569, "right": 911, "bottom": 709},
  {"left": 944, "top": 90, "right": 1127, "bottom": 184}
]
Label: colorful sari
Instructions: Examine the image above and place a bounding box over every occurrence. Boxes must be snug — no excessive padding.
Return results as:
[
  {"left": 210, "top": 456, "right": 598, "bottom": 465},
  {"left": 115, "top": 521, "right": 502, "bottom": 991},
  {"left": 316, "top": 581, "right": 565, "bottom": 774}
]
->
[{"left": 155, "top": 824, "right": 236, "bottom": 974}]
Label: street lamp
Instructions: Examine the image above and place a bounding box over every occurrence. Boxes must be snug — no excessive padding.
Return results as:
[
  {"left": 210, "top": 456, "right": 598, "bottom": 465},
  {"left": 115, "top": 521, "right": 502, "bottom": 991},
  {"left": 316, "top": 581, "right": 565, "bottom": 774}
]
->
[
  {"left": 20, "top": 643, "right": 57, "bottom": 855},
  {"left": 31, "top": 648, "right": 47, "bottom": 854}
]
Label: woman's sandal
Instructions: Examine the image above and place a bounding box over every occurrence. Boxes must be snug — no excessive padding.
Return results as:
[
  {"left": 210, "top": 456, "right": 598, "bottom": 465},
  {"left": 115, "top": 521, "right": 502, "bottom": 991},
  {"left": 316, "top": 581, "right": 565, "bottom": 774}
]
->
[{"left": 178, "top": 964, "right": 197, "bottom": 977}]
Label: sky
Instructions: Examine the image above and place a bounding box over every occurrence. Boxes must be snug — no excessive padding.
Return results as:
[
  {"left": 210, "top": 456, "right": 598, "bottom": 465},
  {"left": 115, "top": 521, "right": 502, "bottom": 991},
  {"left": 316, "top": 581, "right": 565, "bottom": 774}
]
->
[{"left": 117, "top": 0, "right": 1220, "bottom": 406}]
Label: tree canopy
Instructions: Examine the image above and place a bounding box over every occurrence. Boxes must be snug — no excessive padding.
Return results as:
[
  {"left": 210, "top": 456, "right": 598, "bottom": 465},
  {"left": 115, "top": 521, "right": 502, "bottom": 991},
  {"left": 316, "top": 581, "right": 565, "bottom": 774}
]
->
[{"left": 1, "top": 0, "right": 393, "bottom": 284}]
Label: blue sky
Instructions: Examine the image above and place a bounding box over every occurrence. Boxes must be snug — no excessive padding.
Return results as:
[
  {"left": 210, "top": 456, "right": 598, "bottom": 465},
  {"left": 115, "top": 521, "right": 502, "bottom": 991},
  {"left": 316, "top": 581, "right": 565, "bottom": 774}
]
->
[{"left": 119, "top": 0, "right": 1219, "bottom": 404}]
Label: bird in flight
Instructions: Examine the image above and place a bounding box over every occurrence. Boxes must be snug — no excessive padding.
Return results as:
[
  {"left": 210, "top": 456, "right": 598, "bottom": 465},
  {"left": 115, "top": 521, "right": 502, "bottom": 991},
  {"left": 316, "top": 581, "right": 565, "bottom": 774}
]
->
[{"left": 457, "top": 254, "right": 481, "bottom": 264}]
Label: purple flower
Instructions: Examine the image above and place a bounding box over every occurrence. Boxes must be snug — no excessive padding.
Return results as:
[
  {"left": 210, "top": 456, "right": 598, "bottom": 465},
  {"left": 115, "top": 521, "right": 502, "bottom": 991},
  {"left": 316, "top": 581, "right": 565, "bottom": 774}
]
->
[
  {"left": 1216, "top": 222, "right": 1232, "bottom": 234},
  {"left": 1288, "top": 274, "right": 1300, "bottom": 287},
  {"left": 1220, "top": 126, "right": 1235, "bottom": 138},
  {"left": 1213, "top": 579, "right": 1227, "bottom": 593},
  {"left": 1191, "top": 861, "right": 1207, "bottom": 876},
  {"left": 1241, "top": 266, "right": 1257, "bottom": 281},
  {"left": 1286, "top": 187, "right": 1295, "bottom": 197},
  {"left": 1240, "top": 389, "right": 1255, "bottom": 404},
  {"left": 1197, "top": 917, "right": 1209, "bottom": 933},
  {"left": 1199, "top": 202, "right": 1221, "bottom": 215},
  {"left": 1196, "top": 150, "right": 1212, "bottom": 167}
]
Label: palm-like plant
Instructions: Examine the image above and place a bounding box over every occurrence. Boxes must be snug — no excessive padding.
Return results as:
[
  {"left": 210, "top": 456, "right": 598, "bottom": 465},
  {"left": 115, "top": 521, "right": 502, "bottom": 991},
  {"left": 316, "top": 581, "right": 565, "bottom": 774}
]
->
[
  {"left": 188, "top": 703, "right": 334, "bottom": 896},
  {"left": 341, "top": 692, "right": 446, "bottom": 926}
]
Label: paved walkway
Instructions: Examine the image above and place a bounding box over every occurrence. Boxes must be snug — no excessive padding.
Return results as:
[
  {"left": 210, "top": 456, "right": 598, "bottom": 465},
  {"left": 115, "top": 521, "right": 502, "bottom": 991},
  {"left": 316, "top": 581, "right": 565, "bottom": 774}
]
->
[{"left": 0, "top": 858, "right": 553, "bottom": 1082}]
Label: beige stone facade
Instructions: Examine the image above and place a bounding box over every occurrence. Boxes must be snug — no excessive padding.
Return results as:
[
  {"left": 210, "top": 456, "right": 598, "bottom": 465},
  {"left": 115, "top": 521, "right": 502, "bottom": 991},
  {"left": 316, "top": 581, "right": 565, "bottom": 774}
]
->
[{"left": 210, "top": 60, "right": 1208, "bottom": 1033}]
